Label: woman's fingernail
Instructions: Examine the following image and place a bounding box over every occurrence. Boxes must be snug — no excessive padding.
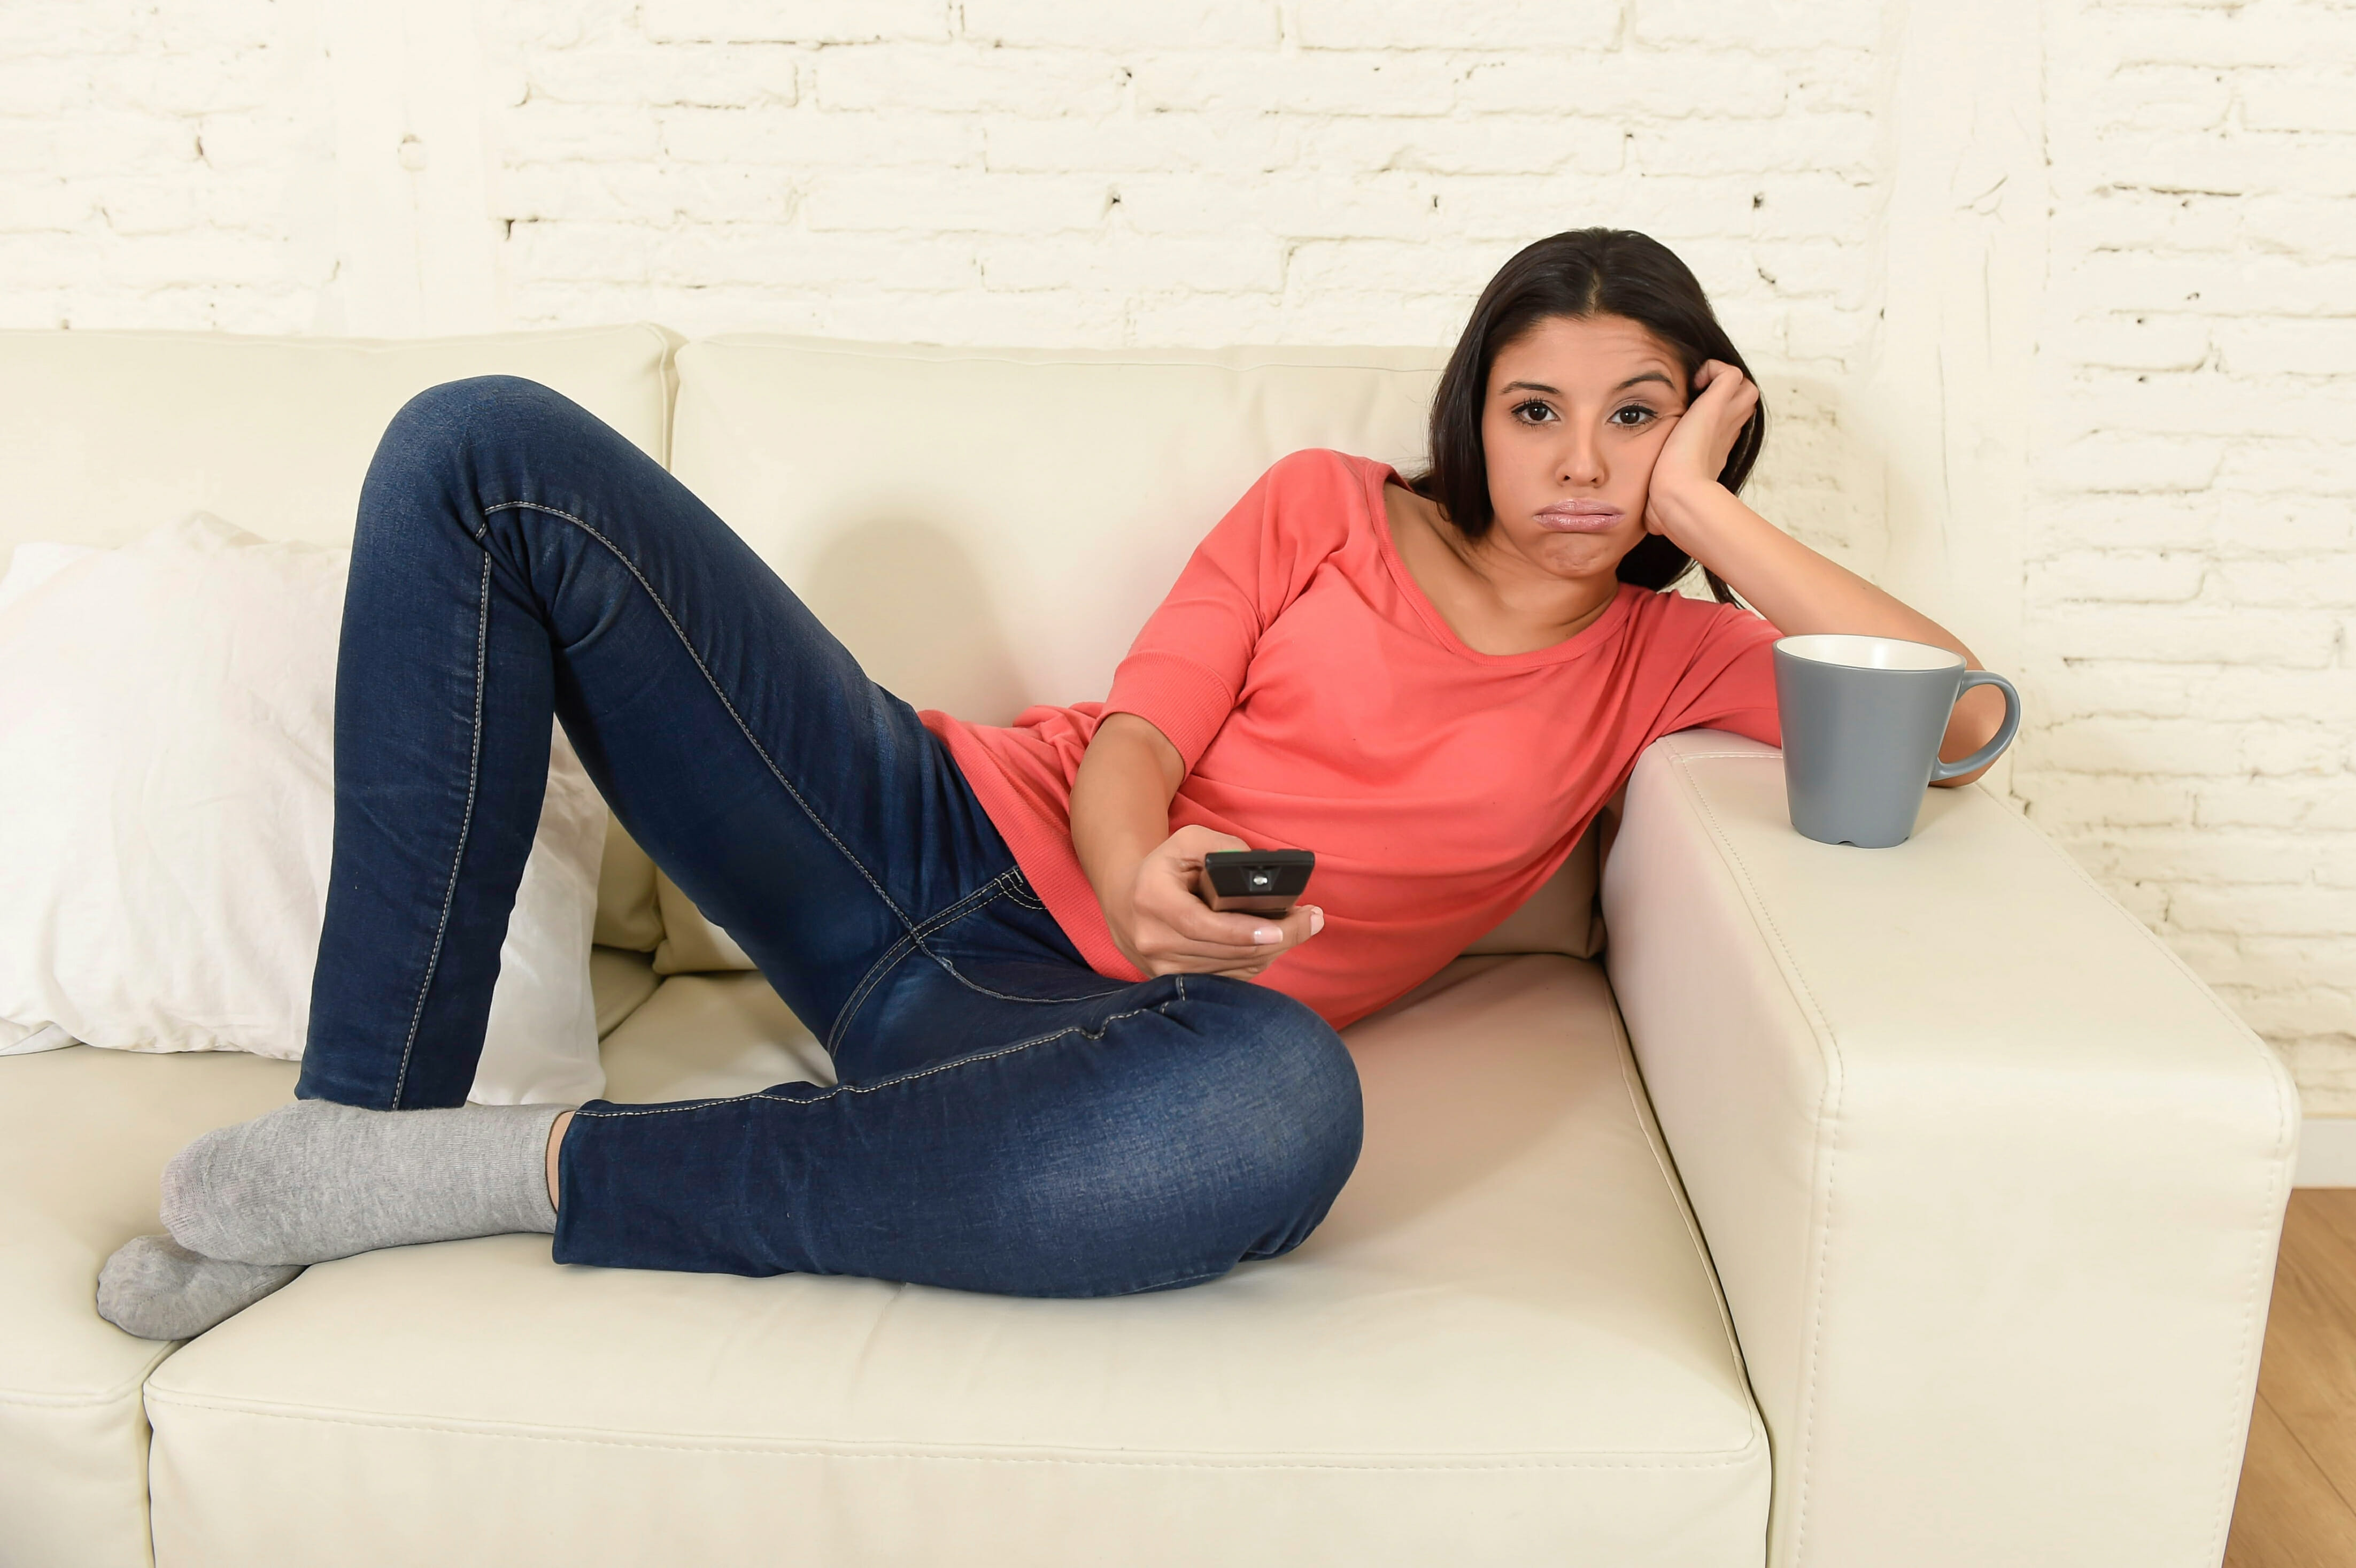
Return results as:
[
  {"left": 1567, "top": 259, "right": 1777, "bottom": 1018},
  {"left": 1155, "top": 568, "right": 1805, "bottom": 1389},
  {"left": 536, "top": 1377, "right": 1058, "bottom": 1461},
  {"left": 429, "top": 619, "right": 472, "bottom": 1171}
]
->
[
  {"left": 1253, "top": 925, "right": 1281, "bottom": 945},
  {"left": 1308, "top": 907, "right": 1325, "bottom": 935}
]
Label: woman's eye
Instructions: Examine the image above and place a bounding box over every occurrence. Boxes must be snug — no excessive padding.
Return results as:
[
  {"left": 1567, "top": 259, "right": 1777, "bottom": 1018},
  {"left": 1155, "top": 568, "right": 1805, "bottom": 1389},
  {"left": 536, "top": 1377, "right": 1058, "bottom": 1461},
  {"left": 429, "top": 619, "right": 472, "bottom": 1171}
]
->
[
  {"left": 1513, "top": 400, "right": 1556, "bottom": 424},
  {"left": 1609, "top": 405, "right": 1655, "bottom": 427}
]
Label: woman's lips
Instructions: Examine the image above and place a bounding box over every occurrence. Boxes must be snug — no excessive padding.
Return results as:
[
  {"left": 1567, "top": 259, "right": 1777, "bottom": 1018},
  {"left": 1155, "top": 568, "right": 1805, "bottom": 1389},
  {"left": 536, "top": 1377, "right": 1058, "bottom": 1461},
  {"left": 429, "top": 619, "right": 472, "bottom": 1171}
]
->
[{"left": 1534, "top": 503, "right": 1625, "bottom": 534}]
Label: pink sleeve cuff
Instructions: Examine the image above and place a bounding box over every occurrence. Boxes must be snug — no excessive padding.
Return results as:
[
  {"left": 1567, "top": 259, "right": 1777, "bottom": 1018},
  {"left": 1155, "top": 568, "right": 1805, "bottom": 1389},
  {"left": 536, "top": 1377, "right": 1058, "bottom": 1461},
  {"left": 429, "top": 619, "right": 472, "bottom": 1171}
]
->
[{"left": 1103, "top": 650, "right": 1238, "bottom": 770}]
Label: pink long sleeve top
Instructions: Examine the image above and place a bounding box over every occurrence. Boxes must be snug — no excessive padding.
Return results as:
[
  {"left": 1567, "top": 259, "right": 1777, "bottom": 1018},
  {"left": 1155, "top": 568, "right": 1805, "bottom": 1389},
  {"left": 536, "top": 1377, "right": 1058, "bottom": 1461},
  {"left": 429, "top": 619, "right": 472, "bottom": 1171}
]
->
[{"left": 921, "top": 449, "right": 1782, "bottom": 1030}]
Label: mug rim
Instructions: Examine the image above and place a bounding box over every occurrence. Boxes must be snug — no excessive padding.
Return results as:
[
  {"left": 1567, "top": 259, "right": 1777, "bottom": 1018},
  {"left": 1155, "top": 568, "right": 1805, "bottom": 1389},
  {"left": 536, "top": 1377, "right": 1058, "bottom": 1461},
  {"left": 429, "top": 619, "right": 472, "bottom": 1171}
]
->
[{"left": 1774, "top": 632, "right": 1964, "bottom": 673}]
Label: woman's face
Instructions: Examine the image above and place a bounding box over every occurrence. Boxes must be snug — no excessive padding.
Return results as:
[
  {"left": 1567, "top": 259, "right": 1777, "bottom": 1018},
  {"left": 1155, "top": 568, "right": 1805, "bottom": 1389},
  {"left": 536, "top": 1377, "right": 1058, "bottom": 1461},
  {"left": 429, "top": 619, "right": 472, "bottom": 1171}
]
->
[{"left": 1477, "top": 313, "right": 1690, "bottom": 582}]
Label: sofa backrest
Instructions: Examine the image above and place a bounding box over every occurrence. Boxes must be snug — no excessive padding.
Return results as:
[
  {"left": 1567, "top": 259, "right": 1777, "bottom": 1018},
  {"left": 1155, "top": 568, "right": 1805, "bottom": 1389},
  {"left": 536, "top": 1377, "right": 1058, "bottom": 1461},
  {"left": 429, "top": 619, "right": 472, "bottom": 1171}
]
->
[
  {"left": 0, "top": 325, "right": 675, "bottom": 560},
  {"left": 668, "top": 336, "right": 1445, "bottom": 725}
]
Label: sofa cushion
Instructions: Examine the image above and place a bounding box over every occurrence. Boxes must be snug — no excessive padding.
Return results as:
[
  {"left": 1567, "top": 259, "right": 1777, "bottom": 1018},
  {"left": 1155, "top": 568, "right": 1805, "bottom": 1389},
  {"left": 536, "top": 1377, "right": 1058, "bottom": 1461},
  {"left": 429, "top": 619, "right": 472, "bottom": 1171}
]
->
[
  {"left": 0, "top": 516, "right": 611, "bottom": 1104},
  {"left": 0, "top": 949, "right": 663, "bottom": 1568},
  {"left": 598, "top": 967, "right": 831, "bottom": 1103},
  {"left": 0, "top": 1045, "right": 297, "bottom": 1568},
  {"left": 592, "top": 823, "right": 665, "bottom": 955},
  {"left": 586, "top": 947, "right": 659, "bottom": 1040},
  {"left": 140, "top": 956, "right": 1768, "bottom": 1566},
  {"left": 1462, "top": 814, "right": 1607, "bottom": 959}
]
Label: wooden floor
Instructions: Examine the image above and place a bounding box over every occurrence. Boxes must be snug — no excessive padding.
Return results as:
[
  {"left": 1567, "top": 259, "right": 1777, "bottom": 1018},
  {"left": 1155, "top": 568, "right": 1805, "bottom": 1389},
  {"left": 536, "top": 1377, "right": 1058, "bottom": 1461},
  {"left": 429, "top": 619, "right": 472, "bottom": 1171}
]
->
[{"left": 2227, "top": 1189, "right": 2356, "bottom": 1566}]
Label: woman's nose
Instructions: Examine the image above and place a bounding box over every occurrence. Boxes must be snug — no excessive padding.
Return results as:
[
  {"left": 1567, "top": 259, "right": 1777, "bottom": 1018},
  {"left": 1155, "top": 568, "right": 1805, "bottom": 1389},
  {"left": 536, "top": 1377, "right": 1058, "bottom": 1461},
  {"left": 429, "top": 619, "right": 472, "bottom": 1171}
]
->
[{"left": 1556, "top": 426, "right": 1605, "bottom": 488}]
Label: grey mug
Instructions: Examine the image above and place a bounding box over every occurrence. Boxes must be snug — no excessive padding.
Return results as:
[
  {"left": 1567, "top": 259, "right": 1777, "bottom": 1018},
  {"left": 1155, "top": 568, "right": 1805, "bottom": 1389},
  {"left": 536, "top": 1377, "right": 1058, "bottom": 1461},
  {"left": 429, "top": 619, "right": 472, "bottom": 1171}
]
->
[{"left": 1772, "top": 634, "right": 2021, "bottom": 849}]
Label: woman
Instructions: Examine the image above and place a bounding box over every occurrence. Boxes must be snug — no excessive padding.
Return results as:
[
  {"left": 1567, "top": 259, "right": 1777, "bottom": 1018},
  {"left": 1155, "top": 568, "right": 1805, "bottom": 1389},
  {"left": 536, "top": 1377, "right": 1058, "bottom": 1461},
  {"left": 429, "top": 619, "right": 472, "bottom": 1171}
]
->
[{"left": 98, "top": 229, "right": 2005, "bottom": 1339}]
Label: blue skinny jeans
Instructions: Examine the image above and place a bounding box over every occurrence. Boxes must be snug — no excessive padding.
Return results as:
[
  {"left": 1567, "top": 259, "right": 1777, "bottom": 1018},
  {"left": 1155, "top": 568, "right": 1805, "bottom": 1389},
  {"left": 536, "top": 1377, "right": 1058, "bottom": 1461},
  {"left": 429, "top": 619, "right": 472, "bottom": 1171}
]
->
[{"left": 292, "top": 376, "right": 1363, "bottom": 1297}]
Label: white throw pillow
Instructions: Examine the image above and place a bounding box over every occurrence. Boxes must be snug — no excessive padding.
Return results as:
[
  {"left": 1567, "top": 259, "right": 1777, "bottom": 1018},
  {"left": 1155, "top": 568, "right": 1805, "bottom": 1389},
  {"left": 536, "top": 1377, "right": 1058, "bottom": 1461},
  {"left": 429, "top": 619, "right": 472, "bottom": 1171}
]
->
[{"left": 0, "top": 515, "right": 607, "bottom": 1104}]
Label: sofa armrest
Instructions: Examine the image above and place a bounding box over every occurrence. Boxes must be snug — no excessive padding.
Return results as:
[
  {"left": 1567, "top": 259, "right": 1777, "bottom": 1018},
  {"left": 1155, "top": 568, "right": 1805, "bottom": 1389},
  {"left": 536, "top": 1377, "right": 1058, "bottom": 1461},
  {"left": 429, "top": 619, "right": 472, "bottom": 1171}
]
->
[{"left": 1602, "top": 731, "right": 2296, "bottom": 1568}]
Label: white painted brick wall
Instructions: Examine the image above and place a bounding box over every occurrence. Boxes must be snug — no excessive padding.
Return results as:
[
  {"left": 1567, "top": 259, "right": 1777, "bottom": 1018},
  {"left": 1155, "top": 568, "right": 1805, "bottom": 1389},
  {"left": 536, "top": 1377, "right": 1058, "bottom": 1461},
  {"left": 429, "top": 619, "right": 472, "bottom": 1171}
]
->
[
  {"left": 3, "top": 0, "right": 2351, "bottom": 1105},
  {"left": 2026, "top": 0, "right": 2356, "bottom": 1110}
]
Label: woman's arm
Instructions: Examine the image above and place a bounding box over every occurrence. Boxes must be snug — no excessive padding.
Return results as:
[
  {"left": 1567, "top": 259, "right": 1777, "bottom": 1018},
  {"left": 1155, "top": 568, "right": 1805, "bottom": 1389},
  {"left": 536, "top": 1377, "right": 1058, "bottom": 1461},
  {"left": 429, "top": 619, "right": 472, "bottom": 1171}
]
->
[
  {"left": 1070, "top": 712, "right": 1322, "bottom": 977},
  {"left": 1645, "top": 365, "right": 2009, "bottom": 786}
]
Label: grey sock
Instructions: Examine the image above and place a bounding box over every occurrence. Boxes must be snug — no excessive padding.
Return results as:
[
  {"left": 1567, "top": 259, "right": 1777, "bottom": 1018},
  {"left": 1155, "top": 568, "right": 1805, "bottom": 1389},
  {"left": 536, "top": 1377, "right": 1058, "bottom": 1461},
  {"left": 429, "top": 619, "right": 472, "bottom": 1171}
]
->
[
  {"left": 96, "top": 1234, "right": 301, "bottom": 1341},
  {"left": 160, "top": 1099, "right": 565, "bottom": 1267}
]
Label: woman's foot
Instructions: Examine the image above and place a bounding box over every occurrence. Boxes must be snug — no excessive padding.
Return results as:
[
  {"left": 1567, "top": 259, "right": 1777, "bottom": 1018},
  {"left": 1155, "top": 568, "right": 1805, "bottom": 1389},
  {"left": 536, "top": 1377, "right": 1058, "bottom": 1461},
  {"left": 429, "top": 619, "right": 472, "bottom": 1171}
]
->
[
  {"left": 160, "top": 1099, "right": 566, "bottom": 1266},
  {"left": 96, "top": 1235, "right": 301, "bottom": 1341}
]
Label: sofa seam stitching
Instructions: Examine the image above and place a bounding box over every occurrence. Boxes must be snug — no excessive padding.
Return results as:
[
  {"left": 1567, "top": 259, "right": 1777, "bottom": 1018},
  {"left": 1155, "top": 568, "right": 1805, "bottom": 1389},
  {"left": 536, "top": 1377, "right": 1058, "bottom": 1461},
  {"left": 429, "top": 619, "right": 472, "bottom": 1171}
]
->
[
  {"left": 1669, "top": 750, "right": 1844, "bottom": 1565},
  {"left": 0, "top": 1378, "right": 157, "bottom": 1410},
  {"left": 134, "top": 1392, "right": 1767, "bottom": 1470},
  {"left": 1605, "top": 996, "right": 1770, "bottom": 1454}
]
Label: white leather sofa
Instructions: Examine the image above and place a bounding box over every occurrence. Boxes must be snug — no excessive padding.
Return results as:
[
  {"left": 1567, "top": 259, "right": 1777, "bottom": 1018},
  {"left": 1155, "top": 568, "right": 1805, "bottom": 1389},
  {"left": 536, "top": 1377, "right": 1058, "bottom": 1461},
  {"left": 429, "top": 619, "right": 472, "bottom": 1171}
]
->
[{"left": 0, "top": 326, "right": 2297, "bottom": 1567}]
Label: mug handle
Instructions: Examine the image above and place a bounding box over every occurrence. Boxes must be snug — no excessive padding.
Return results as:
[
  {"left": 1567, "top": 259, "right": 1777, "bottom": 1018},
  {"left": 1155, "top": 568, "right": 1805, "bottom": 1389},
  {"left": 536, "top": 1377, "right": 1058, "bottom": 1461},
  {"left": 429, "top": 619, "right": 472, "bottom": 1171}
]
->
[{"left": 1928, "top": 670, "right": 2022, "bottom": 782}]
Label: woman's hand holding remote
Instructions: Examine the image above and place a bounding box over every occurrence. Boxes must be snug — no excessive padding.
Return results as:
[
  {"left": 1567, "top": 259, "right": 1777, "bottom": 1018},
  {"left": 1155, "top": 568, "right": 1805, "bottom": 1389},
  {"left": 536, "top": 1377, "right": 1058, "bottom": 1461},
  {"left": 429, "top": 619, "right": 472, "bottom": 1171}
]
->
[
  {"left": 1071, "top": 713, "right": 1323, "bottom": 980},
  {"left": 1106, "top": 824, "right": 1323, "bottom": 980}
]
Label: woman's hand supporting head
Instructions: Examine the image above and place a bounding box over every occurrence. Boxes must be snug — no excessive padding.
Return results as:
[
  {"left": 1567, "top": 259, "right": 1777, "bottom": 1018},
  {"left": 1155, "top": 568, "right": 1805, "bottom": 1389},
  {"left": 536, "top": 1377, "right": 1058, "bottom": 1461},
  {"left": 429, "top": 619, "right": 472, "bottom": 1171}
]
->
[{"left": 1643, "top": 358, "right": 1759, "bottom": 536}]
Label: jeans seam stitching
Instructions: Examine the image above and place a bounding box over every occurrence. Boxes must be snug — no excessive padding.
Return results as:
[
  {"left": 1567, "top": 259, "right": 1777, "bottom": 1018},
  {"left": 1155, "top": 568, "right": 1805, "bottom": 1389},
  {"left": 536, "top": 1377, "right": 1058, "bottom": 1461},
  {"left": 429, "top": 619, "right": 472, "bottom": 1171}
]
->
[
  {"left": 573, "top": 995, "right": 1181, "bottom": 1119},
  {"left": 910, "top": 869, "right": 1129, "bottom": 1006},
  {"left": 389, "top": 550, "right": 493, "bottom": 1109},
  {"left": 480, "top": 498, "right": 914, "bottom": 931},
  {"left": 827, "top": 933, "right": 918, "bottom": 1054},
  {"left": 1134, "top": 1267, "right": 1225, "bottom": 1291},
  {"left": 914, "top": 941, "right": 1132, "bottom": 1006},
  {"left": 825, "top": 873, "right": 1015, "bottom": 1052}
]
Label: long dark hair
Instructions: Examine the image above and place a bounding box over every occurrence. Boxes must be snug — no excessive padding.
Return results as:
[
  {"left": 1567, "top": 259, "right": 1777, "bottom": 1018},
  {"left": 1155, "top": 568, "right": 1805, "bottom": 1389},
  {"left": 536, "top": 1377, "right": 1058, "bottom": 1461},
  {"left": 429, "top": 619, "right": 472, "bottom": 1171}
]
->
[{"left": 1410, "top": 228, "right": 1765, "bottom": 604}]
